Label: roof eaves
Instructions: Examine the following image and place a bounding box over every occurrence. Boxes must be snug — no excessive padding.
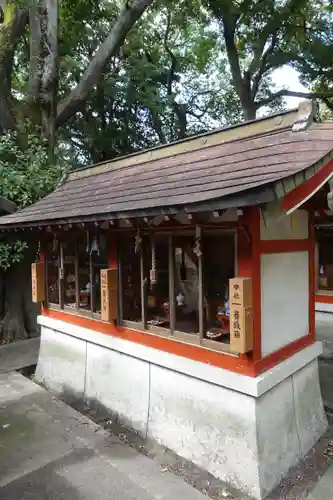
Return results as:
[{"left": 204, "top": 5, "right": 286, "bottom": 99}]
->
[
  {"left": 0, "top": 185, "right": 278, "bottom": 230},
  {"left": 272, "top": 149, "right": 333, "bottom": 202}
]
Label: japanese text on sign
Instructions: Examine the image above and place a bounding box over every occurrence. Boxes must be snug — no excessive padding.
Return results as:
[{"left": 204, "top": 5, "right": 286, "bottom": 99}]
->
[
  {"left": 101, "top": 273, "right": 107, "bottom": 287},
  {"left": 232, "top": 284, "right": 240, "bottom": 302},
  {"left": 233, "top": 308, "right": 241, "bottom": 338},
  {"left": 102, "top": 289, "right": 108, "bottom": 312}
]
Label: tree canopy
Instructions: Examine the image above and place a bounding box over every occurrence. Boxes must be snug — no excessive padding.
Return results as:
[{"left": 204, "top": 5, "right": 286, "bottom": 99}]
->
[{"left": 0, "top": 0, "right": 333, "bottom": 165}]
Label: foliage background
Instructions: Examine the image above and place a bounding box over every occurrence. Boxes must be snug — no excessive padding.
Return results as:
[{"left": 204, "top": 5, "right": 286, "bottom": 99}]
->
[{"left": 0, "top": 131, "right": 66, "bottom": 269}]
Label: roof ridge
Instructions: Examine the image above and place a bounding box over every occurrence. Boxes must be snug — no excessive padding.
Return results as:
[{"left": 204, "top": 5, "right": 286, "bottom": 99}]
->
[
  {"left": 68, "top": 108, "right": 298, "bottom": 177},
  {"left": 66, "top": 124, "right": 294, "bottom": 185}
]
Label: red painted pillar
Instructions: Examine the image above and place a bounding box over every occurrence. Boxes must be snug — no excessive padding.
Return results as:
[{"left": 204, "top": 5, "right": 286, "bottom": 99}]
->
[
  {"left": 308, "top": 210, "right": 315, "bottom": 341},
  {"left": 237, "top": 207, "right": 261, "bottom": 365}
]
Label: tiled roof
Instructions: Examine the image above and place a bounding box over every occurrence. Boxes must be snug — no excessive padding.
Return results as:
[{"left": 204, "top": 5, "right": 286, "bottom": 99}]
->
[{"left": 1, "top": 118, "right": 333, "bottom": 227}]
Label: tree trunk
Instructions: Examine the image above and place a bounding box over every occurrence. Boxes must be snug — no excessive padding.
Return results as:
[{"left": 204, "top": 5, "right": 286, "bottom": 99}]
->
[
  {"left": 208, "top": 7, "right": 260, "bottom": 123},
  {"left": 0, "top": 246, "right": 39, "bottom": 344},
  {"left": 173, "top": 101, "right": 187, "bottom": 139},
  {"left": 238, "top": 79, "right": 257, "bottom": 121},
  {"left": 242, "top": 103, "right": 257, "bottom": 121}
]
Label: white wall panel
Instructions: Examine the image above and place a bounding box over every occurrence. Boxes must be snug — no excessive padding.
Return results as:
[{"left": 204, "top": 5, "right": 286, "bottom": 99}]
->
[{"left": 261, "top": 252, "right": 309, "bottom": 356}]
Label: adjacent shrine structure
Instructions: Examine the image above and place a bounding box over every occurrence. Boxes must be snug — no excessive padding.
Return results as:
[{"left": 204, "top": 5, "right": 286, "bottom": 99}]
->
[{"left": 0, "top": 101, "right": 331, "bottom": 499}]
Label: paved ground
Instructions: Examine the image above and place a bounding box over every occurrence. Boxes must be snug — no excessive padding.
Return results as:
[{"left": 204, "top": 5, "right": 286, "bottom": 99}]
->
[
  {"left": 2, "top": 328, "right": 333, "bottom": 500},
  {"left": 0, "top": 371, "right": 211, "bottom": 500},
  {"left": 0, "top": 338, "right": 39, "bottom": 374}
]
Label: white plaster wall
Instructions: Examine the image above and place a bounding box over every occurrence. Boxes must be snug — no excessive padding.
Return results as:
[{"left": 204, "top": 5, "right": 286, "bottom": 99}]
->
[
  {"left": 85, "top": 343, "right": 150, "bottom": 435},
  {"left": 147, "top": 364, "right": 260, "bottom": 498},
  {"left": 35, "top": 326, "right": 86, "bottom": 398},
  {"left": 256, "top": 376, "right": 301, "bottom": 496},
  {"left": 261, "top": 251, "right": 309, "bottom": 357},
  {"left": 256, "top": 359, "right": 327, "bottom": 496},
  {"left": 293, "top": 359, "right": 327, "bottom": 456},
  {"left": 260, "top": 202, "right": 308, "bottom": 240}
]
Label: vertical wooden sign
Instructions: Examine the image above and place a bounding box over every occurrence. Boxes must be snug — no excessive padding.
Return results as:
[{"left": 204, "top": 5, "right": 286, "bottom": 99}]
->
[
  {"left": 31, "top": 262, "right": 45, "bottom": 303},
  {"left": 100, "top": 268, "right": 118, "bottom": 322},
  {"left": 229, "top": 277, "right": 253, "bottom": 353}
]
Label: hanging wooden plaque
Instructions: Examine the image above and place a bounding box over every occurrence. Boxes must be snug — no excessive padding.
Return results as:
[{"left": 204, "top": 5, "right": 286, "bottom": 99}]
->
[
  {"left": 31, "top": 262, "right": 45, "bottom": 303},
  {"left": 100, "top": 268, "right": 118, "bottom": 322}
]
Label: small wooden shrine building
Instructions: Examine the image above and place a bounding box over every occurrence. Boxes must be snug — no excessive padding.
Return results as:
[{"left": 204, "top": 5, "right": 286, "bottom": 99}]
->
[{"left": 0, "top": 101, "right": 331, "bottom": 499}]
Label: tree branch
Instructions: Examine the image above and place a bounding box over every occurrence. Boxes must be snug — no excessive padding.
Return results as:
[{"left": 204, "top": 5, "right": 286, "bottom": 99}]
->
[
  {"left": 251, "top": 30, "right": 278, "bottom": 100},
  {"left": 56, "top": 0, "right": 154, "bottom": 128},
  {"left": 163, "top": 9, "right": 177, "bottom": 97},
  {"left": 222, "top": 14, "right": 244, "bottom": 97},
  {"left": 187, "top": 90, "right": 213, "bottom": 107},
  {"left": 160, "top": 8, "right": 187, "bottom": 139},
  {"left": 248, "top": 33, "right": 269, "bottom": 77},
  {"left": 28, "top": 1, "right": 42, "bottom": 102},
  {"left": 208, "top": 0, "right": 243, "bottom": 92},
  {"left": 256, "top": 89, "right": 333, "bottom": 109},
  {"left": 171, "top": 100, "right": 187, "bottom": 139},
  {"left": 148, "top": 106, "right": 166, "bottom": 144},
  {"left": 187, "top": 108, "right": 206, "bottom": 120},
  {"left": 322, "top": 97, "right": 333, "bottom": 113},
  {"left": 40, "top": 0, "right": 59, "bottom": 158}
]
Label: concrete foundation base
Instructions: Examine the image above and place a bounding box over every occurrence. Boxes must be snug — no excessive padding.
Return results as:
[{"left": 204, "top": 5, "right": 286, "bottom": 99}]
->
[{"left": 35, "top": 316, "right": 327, "bottom": 499}]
